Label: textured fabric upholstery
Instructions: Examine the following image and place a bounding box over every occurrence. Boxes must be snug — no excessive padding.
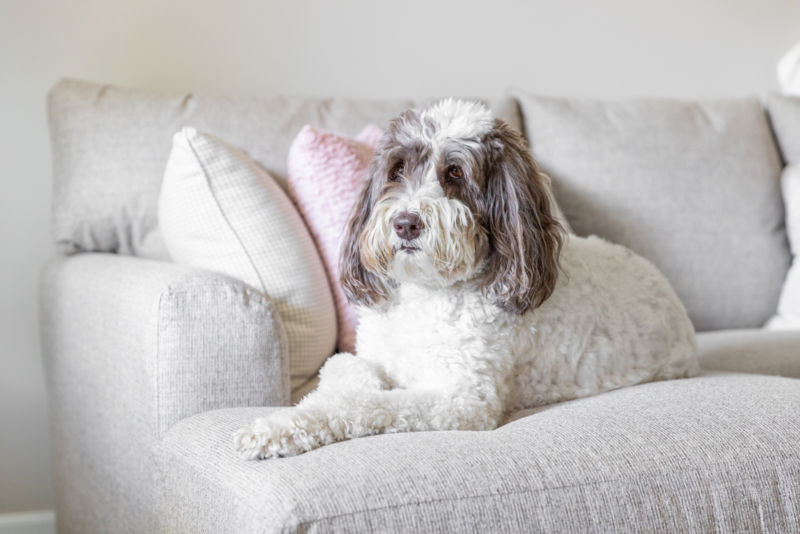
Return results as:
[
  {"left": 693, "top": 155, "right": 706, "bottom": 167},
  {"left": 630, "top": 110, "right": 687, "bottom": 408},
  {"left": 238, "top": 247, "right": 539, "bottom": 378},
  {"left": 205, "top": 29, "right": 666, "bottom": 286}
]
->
[
  {"left": 514, "top": 92, "right": 789, "bottom": 331},
  {"left": 40, "top": 254, "right": 288, "bottom": 533},
  {"left": 698, "top": 329, "right": 800, "bottom": 378},
  {"left": 157, "top": 373, "right": 800, "bottom": 533},
  {"left": 47, "top": 78, "right": 520, "bottom": 256}
]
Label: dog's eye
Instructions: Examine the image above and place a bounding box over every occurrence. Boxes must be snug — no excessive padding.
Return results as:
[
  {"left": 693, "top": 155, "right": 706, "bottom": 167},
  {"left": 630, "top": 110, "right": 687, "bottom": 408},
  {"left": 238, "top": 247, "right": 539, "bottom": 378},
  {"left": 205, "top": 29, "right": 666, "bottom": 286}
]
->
[
  {"left": 447, "top": 165, "right": 464, "bottom": 182},
  {"left": 389, "top": 161, "right": 404, "bottom": 182}
]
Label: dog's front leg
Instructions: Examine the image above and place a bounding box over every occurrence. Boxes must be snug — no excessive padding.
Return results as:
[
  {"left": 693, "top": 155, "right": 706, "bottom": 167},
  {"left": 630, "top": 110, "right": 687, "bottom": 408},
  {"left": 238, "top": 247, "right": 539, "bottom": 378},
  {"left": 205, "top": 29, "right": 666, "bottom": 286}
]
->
[
  {"left": 235, "top": 383, "right": 503, "bottom": 460},
  {"left": 234, "top": 353, "right": 392, "bottom": 460},
  {"left": 297, "top": 387, "right": 504, "bottom": 435}
]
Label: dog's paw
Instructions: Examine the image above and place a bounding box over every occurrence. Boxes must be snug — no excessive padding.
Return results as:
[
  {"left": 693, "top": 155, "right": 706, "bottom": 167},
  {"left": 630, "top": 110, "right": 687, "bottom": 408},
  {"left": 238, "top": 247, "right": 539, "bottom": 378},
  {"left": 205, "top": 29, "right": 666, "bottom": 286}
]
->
[
  {"left": 233, "top": 409, "right": 325, "bottom": 460},
  {"left": 234, "top": 426, "right": 280, "bottom": 460}
]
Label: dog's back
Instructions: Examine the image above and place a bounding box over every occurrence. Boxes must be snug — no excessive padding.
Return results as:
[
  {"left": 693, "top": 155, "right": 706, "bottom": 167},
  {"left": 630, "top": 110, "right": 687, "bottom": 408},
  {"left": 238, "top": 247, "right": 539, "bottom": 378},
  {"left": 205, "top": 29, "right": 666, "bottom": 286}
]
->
[{"left": 507, "top": 235, "right": 698, "bottom": 412}]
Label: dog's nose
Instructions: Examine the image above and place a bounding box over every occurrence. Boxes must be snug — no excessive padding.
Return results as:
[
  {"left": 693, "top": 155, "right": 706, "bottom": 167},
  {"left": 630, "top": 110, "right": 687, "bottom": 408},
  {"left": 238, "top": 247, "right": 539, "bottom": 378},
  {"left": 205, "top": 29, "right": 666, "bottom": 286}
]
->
[{"left": 393, "top": 211, "right": 423, "bottom": 241}]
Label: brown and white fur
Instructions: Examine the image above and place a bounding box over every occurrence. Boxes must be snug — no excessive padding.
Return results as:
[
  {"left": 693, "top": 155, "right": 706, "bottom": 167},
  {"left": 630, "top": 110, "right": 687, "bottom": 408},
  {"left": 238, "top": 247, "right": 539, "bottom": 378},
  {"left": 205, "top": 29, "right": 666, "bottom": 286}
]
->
[{"left": 235, "top": 99, "right": 698, "bottom": 460}]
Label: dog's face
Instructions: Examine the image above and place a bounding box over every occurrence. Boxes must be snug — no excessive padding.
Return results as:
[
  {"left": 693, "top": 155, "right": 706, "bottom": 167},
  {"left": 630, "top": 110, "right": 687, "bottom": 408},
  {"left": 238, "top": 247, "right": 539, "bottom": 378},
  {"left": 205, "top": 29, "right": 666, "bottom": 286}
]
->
[{"left": 340, "top": 99, "right": 563, "bottom": 314}]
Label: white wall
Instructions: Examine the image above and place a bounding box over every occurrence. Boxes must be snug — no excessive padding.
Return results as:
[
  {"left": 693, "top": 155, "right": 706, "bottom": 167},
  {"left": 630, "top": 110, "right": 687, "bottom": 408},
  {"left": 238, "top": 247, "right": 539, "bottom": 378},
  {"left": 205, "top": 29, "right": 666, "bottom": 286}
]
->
[{"left": 1, "top": 0, "right": 798, "bottom": 514}]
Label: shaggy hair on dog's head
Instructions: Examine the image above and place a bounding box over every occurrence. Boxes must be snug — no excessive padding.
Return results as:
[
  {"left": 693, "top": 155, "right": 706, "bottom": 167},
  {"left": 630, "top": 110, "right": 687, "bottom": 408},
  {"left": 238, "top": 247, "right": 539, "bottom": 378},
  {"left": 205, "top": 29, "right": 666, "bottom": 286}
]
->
[{"left": 340, "top": 99, "right": 564, "bottom": 314}]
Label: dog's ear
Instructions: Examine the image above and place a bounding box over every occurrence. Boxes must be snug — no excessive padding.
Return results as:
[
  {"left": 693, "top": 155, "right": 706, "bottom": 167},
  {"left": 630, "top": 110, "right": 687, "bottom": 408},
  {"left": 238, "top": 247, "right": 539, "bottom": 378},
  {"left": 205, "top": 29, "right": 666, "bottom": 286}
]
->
[
  {"left": 339, "top": 162, "right": 392, "bottom": 307},
  {"left": 482, "top": 119, "right": 564, "bottom": 314}
]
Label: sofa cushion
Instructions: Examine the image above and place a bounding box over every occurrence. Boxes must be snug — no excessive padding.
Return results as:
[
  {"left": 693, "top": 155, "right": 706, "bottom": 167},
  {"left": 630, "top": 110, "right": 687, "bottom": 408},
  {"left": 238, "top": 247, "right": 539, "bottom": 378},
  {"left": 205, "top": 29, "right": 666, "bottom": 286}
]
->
[
  {"left": 47, "top": 78, "right": 520, "bottom": 256},
  {"left": 157, "top": 373, "right": 800, "bottom": 533},
  {"left": 514, "top": 92, "right": 789, "bottom": 331},
  {"left": 697, "top": 328, "right": 800, "bottom": 378},
  {"left": 159, "top": 128, "right": 337, "bottom": 395}
]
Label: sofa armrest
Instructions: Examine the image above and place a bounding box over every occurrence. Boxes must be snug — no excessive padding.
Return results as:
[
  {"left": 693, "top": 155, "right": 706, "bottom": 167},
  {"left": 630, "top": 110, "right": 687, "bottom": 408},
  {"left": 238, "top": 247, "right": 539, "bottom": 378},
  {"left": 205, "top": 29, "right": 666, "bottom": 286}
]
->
[
  {"left": 41, "top": 253, "right": 289, "bottom": 531},
  {"left": 41, "top": 253, "right": 289, "bottom": 437}
]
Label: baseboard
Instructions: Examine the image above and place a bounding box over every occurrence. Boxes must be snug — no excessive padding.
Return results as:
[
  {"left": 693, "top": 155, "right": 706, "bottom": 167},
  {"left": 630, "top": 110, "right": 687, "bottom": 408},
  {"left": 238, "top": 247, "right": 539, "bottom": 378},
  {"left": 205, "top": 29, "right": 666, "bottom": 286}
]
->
[{"left": 0, "top": 511, "right": 55, "bottom": 534}]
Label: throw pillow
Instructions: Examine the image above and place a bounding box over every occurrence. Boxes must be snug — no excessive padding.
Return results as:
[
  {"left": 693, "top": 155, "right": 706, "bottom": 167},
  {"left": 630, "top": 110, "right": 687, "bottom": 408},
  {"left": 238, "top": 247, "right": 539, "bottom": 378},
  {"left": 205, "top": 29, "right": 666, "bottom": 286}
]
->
[
  {"left": 159, "top": 127, "right": 337, "bottom": 396},
  {"left": 287, "top": 125, "right": 382, "bottom": 354}
]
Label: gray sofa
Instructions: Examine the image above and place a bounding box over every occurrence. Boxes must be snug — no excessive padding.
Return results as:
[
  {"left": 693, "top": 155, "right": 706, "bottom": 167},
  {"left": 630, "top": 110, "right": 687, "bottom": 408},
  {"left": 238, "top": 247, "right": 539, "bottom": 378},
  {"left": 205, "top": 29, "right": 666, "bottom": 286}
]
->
[{"left": 40, "top": 79, "right": 800, "bottom": 533}]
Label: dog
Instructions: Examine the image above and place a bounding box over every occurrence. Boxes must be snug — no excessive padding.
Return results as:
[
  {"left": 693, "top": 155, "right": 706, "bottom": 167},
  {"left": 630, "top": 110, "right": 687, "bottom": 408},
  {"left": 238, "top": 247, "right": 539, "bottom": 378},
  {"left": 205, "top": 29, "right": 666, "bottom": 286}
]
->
[{"left": 235, "top": 99, "right": 698, "bottom": 460}]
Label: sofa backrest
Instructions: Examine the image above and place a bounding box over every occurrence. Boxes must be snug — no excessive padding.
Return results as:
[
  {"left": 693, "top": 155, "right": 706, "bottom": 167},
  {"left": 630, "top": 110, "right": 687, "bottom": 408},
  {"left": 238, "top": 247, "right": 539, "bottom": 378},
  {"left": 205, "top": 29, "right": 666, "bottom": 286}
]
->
[
  {"left": 47, "top": 78, "right": 520, "bottom": 257},
  {"left": 47, "top": 79, "right": 792, "bottom": 331},
  {"left": 515, "top": 91, "right": 790, "bottom": 331}
]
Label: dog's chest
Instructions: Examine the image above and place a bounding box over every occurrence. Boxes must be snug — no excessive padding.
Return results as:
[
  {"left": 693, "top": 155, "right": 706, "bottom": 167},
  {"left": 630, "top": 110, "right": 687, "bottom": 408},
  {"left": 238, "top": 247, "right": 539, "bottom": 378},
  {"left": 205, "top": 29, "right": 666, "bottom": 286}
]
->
[{"left": 357, "top": 284, "right": 515, "bottom": 388}]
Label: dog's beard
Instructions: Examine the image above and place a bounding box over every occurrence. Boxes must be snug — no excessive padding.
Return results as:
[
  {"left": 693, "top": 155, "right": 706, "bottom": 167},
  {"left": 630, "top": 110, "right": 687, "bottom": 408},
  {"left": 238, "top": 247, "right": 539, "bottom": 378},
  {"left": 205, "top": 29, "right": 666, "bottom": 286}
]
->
[
  {"left": 392, "top": 248, "right": 440, "bottom": 285},
  {"left": 360, "top": 196, "right": 488, "bottom": 288}
]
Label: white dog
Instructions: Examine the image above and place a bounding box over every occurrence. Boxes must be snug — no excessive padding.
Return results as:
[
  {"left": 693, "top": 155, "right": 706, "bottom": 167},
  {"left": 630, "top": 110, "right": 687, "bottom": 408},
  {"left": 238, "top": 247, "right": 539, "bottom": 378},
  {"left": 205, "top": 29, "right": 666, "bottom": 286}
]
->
[{"left": 235, "top": 99, "right": 698, "bottom": 460}]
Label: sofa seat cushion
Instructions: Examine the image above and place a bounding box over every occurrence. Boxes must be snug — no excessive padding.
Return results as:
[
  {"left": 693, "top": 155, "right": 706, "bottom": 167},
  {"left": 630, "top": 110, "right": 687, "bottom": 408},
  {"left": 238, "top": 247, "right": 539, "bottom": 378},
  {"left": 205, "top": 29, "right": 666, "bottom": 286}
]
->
[
  {"left": 698, "top": 329, "right": 800, "bottom": 378},
  {"left": 156, "top": 373, "right": 800, "bottom": 533}
]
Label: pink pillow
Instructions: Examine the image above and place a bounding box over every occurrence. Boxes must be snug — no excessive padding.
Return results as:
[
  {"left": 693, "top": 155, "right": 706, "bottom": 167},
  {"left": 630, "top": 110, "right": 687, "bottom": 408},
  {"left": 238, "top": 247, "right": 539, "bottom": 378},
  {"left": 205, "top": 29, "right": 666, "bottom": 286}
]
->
[{"left": 287, "top": 124, "right": 383, "bottom": 354}]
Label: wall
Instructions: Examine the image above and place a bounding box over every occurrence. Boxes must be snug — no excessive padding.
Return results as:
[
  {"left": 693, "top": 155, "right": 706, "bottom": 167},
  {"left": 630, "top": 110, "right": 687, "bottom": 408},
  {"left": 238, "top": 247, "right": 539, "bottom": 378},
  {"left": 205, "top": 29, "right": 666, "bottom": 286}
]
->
[{"left": 1, "top": 0, "right": 798, "bottom": 514}]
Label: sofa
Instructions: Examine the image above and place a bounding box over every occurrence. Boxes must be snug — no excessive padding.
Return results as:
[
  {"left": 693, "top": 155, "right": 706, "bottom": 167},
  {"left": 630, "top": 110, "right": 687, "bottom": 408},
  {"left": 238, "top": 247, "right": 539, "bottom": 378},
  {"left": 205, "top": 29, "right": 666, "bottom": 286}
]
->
[{"left": 40, "top": 78, "right": 800, "bottom": 533}]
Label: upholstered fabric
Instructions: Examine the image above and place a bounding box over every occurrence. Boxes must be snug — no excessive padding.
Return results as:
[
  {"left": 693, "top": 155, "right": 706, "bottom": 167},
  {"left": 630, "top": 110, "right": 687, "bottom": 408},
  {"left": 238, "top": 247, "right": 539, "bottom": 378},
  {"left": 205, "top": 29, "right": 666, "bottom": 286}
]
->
[
  {"left": 47, "top": 78, "right": 520, "bottom": 256},
  {"left": 515, "top": 92, "right": 789, "bottom": 331},
  {"left": 286, "top": 124, "right": 382, "bottom": 354},
  {"left": 159, "top": 127, "right": 336, "bottom": 393},
  {"left": 156, "top": 373, "right": 800, "bottom": 533},
  {"left": 697, "top": 329, "right": 800, "bottom": 378},
  {"left": 40, "top": 254, "right": 288, "bottom": 533}
]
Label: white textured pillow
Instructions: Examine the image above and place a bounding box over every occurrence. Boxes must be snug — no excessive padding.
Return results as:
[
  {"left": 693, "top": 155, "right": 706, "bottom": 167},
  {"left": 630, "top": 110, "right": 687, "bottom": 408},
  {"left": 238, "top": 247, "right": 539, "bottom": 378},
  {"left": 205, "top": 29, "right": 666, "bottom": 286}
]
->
[
  {"left": 159, "top": 127, "right": 337, "bottom": 396},
  {"left": 768, "top": 163, "right": 800, "bottom": 329}
]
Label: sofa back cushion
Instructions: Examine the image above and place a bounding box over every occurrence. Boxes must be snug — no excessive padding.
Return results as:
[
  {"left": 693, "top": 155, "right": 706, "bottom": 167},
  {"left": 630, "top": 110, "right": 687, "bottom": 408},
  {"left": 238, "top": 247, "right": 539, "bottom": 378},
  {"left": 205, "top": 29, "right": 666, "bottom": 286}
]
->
[
  {"left": 47, "top": 78, "right": 520, "bottom": 257},
  {"left": 515, "top": 92, "right": 789, "bottom": 331}
]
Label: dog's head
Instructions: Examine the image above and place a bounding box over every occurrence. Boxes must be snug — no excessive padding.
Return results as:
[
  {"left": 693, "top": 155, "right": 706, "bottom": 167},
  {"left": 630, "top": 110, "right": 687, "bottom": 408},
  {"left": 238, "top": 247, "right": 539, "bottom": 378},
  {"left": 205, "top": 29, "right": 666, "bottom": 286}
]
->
[{"left": 340, "top": 99, "right": 563, "bottom": 314}]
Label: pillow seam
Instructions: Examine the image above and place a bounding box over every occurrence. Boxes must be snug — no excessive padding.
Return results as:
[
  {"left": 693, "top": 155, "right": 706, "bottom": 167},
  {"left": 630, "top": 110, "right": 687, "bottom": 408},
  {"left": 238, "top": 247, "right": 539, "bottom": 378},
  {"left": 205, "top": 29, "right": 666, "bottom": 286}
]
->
[{"left": 183, "top": 133, "right": 268, "bottom": 295}]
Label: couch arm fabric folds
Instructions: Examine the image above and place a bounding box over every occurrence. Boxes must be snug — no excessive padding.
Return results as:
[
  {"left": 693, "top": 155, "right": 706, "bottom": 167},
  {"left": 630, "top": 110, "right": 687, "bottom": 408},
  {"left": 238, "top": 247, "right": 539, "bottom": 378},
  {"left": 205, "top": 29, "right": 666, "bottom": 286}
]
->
[
  {"left": 40, "top": 253, "right": 288, "bottom": 533},
  {"left": 42, "top": 253, "right": 290, "bottom": 433}
]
